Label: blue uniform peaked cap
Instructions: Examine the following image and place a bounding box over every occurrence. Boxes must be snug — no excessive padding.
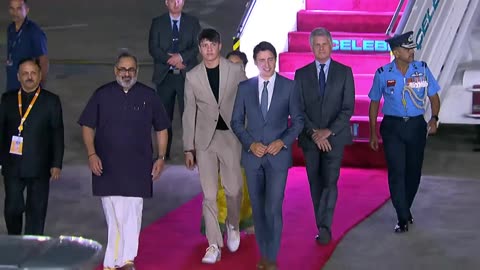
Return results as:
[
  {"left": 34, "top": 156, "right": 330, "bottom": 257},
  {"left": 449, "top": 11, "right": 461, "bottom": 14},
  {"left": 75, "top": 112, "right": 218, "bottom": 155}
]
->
[{"left": 386, "top": 31, "right": 416, "bottom": 50}]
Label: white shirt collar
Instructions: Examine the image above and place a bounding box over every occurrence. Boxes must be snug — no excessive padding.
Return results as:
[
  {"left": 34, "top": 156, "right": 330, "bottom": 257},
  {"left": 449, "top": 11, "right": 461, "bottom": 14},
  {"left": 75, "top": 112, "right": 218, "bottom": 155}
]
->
[{"left": 258, "top": 72, "right": 276, "bottom": 90}]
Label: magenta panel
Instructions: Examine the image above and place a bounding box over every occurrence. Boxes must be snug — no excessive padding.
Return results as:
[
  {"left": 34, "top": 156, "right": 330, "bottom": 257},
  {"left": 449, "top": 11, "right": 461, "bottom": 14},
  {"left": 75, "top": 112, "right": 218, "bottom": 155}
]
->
[
  {"left": 305, "top": 0, "right": 406, "bottom": 12},
  {"left": 288, "top": 31, "right": 389, "bottom": 53},
  {"left": 279, "top": 72, "right": 376, "bottom": 96},
  {"left": 278, "top": 52, "right": 390, "bottom": 74},
  {"left": 297, "top": 10, "right": 399, "bottom": 33}
]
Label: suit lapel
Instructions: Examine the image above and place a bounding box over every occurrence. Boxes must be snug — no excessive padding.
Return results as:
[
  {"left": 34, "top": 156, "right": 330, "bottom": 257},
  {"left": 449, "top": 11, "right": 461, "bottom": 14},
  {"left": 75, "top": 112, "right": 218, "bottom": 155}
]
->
[
  {"left": 179, "top": 13, "right": 187, "bottom": 45},
  {"left": 308, "top": 62, "right": 319, "bottom": 98},
  {"left": 198, "top": 63, "right": 217, "bottom": 104},
  {"left": 323, "top": 60, "right": 338, "bottom": 104},
  {"left": 218, "top": 58, "right": 229, "bottom": 106},
  {"left": 164, "top": 14, "right": 173, "bottom": 45},
  {"left": 250, "top": 77, "right": 264, "bottom": 121}
]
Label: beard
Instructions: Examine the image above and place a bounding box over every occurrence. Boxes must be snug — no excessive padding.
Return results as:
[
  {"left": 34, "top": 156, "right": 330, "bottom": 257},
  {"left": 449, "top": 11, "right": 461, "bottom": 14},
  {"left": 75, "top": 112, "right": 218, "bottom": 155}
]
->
[{"left": 116, "top": 75, "right": 137, "bottom": 90}]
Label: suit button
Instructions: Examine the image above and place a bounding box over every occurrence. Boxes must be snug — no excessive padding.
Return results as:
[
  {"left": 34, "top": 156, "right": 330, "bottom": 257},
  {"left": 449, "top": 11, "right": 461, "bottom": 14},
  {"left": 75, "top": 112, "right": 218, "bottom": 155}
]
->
[{"left": 214, "top": 120, "right": 217, "bottom": 122}]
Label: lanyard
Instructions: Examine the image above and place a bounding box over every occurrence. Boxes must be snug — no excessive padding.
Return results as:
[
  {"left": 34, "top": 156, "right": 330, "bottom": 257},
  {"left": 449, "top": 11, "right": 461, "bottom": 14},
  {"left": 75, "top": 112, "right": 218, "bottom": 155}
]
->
[
  {"left": 9, "top": 29, "right": 23, "bottom": 51},
  {"left": 17, "top": 87, "right": 41, "bottom": 135},
  {"left": 8, "top": 21, "right": 27, "bottom": 61}
]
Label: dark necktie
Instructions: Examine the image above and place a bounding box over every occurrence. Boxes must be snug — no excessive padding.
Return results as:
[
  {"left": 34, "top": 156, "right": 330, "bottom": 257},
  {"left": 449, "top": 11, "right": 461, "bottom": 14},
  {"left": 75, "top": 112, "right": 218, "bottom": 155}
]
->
[
  {"left": 261, "top": 81, "right": 269, "bottom": 119},
  {"left": 319, "top": 63, "right": 326, "bottom": 96},
  {"left": 172, "top": 20, "right": 179, "bottom": 53}
]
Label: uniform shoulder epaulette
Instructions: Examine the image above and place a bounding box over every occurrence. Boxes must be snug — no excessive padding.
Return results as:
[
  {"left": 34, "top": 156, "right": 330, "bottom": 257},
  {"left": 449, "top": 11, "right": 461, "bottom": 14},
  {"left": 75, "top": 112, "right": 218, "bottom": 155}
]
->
[
  {"left": 377, "top": 67, "right": 384, "bottom": 74},
  {"left": 421, "top": 61, "right": 427, "bottom": 67}
]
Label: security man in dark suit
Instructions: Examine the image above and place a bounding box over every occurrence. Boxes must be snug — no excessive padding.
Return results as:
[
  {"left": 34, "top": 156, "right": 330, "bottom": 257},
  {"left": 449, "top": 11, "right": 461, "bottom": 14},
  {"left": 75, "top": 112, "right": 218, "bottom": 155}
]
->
[
  {"left": 369, "top": 31, "right": 440, "bottom": 233},
  {"left": 0, "top": 58, "right": 64, "bottom": 235},
  {"left": 148, "top": 0, "right": 201, "bottom": 159}
]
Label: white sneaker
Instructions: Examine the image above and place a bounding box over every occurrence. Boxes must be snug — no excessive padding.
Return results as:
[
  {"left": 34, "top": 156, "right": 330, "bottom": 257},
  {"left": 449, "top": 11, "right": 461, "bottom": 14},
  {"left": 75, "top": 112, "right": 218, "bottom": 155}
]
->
[
  {"left": 201, "top": 244, "right": 221, "bottom": 264},
  {"left": 226, "top": 223, "right": 240, "bottom": 252}
]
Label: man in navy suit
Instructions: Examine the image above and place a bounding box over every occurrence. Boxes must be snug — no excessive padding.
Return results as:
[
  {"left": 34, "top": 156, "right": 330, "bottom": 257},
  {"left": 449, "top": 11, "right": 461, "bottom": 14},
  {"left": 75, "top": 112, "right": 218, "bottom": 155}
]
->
[
  {"left": 231, "top": 41, "right": 304, "bottom": 270},
  {"left": 148, "top": 0, "right": 201, "bottom": 159}
]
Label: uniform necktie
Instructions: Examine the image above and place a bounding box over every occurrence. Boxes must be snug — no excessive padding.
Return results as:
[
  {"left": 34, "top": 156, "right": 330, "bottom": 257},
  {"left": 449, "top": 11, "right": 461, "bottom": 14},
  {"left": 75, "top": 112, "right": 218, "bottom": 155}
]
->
[
  {"left": 172, "top": 20, "right": 179, "bottom": 53},
  {"left": 261, "top": 81, "right": 269, "bottom": 119},
  {"left": 319, "top": 63, "right": 326, "bottom": 96}
]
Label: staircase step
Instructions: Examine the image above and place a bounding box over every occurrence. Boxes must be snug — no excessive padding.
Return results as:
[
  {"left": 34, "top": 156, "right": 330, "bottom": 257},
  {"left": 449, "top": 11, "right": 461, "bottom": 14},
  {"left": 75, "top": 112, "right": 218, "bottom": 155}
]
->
[
  {"left": 292, "top": 139, "right": 386, "bottom": 167},
  {"left": 288, "top": 31, "right": 389, "bottom": 53},
  {"left": 351, "top": 116, "right": 381, "bottom": 139},
  {"left": 354, "top": 95, "right": 384, "bottom": 116},
  {"left": 297, "top": 10, "right": 399, "bottom": 33},
  {"left": 279, "top": 52, "right": 390, "bottom": 74},
  {"left": 342, "top": 141, "right": 386, "bottom": 168},
  {"left": 306, "top": 0, "right": 405, "bottom": 12},
  {"left": 291, "top": 132, "right": 386, "bottom": 168},
  {"left": 279, "top": 72, "right": 375, "bottom": 95}
]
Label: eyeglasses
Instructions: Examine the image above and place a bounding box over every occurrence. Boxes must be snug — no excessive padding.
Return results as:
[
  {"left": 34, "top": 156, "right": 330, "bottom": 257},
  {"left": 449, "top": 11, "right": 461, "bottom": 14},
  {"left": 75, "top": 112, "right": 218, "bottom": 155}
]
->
[{"left": 116, "top": 67, "right": 137, "bottom": 74}]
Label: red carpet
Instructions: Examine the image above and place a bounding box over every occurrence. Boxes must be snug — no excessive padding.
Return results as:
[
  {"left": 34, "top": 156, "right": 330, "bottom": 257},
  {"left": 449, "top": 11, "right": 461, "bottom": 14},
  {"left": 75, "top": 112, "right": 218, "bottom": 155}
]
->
[{"left": 100, "top": 167, "right": 388, "bottom": 270}]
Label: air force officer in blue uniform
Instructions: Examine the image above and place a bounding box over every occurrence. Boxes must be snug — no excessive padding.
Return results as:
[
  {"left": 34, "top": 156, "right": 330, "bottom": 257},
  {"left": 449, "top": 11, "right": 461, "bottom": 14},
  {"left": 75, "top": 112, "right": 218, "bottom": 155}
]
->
[{"left": 368, "top": 31, "right": 441, "bottom": 233}]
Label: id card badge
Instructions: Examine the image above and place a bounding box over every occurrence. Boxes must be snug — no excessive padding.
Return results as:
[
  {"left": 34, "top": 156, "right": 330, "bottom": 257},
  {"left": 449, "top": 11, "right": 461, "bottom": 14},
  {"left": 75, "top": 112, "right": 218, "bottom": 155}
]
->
[{"left": 9, "top": 136, "right": 23, "bottom": 155}]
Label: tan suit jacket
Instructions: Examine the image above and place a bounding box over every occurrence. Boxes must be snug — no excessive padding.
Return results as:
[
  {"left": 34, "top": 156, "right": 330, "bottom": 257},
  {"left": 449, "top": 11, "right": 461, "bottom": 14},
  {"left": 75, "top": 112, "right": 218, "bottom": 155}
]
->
[{"left": 183, "top": 57, "right": 247, "bottom": 152}]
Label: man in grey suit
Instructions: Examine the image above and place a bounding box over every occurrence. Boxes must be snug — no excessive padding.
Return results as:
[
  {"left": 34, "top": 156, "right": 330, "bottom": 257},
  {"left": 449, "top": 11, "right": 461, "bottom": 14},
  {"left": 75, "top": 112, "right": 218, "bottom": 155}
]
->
[
  {"left": 148, "top": 0, "right": 201, "bottom": 159},
  {"left": 231, "top": 41, "right": 304, "bottom": 270},
  {"left": 295, "top": 27, "right": 355, "bottom": 245}
]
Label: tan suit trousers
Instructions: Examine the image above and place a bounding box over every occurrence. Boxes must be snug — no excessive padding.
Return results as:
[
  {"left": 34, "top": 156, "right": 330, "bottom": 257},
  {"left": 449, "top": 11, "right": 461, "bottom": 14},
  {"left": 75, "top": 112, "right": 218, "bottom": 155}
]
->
[{"left": 196, "top": 129, "right": 243, "bottom": 247}]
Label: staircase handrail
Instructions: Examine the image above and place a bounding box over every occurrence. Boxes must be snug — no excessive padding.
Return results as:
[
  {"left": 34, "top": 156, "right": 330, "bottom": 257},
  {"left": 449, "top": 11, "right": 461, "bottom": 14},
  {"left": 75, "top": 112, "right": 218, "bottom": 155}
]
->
[
  {"left": 233, "top": 0, "right": 257, "bottom": 46},
  {"left": 386, "top": 0, "right": 409, "bottom": 36}
]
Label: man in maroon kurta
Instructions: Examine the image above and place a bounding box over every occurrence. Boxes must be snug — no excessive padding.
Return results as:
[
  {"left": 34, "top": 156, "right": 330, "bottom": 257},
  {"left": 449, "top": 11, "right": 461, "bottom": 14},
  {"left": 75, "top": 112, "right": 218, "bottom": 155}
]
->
[{"left": 78, "top": 51, "right": 170, "bottom": 270}]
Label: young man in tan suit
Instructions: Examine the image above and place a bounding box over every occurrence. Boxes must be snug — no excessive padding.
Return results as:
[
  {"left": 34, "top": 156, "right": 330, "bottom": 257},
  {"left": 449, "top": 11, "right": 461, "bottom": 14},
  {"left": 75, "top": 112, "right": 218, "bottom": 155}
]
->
[{"left": 182, "top": 28, "right": 247, "bottom": 264}]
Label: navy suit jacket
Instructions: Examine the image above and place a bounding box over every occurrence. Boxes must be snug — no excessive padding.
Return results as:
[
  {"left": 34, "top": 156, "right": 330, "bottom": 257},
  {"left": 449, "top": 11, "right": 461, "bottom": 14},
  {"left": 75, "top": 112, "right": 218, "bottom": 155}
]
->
[
  {"left": 231, "top": 74, "right": 304, "bottom": 170},
  {"left": 148, "top": 12, "right": 201, "bottom": 85},
  {"left": 295, "top": 60, "right": 355, "bottom": 150}
]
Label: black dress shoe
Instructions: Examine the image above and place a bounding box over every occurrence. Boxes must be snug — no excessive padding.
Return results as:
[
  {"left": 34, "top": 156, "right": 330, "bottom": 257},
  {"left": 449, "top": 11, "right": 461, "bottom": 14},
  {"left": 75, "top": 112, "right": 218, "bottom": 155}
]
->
[
  {"left": 315, "top": 227, "right": 332, "bottom": 245},
  {"left": 408, "top": 216, "right": 414, "bottom": 224},
  {"left": 394, "top": 223, "right": 408, "bottom": 233}
]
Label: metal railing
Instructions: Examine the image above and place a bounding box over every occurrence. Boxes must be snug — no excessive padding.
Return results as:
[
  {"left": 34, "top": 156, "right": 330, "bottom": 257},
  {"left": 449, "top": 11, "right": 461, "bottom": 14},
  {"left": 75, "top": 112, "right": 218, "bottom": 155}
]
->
[
  {"left": 386, "top": 0, "right": 411, "bottom": 36},
  {"left": 233, "top": 0, "right": 257, "bottom": 50}
]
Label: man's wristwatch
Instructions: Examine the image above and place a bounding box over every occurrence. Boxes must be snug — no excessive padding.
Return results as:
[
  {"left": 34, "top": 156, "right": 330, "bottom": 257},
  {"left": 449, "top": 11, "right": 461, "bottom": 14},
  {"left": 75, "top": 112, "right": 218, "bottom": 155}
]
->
[
  {"left": 157, "top": 155, "right": 165, "bottom": 161},
  {"left": 431, "top": 115, "right": 439, "bottom": 122}
]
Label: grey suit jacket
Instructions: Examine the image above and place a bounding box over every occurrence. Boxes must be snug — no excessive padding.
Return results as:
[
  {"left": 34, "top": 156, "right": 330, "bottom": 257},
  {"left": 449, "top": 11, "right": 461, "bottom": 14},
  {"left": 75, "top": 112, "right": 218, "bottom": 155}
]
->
[
  {"left": 295, "top": 60, "right": 355, "bottom": 150},
  {"left": 183, "top": 57, "right": 247, "bottom": 152},
  {"left": 231, "top": 74, "right": 304, "bottom": 170},
  {"left": 148, "top": 12, "right": 201, "bottom": 85}
]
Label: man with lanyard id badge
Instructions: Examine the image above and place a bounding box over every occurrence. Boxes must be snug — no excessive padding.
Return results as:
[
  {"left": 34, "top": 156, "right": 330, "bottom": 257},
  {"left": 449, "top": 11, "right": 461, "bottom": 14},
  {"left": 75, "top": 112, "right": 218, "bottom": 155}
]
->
[
  {"left": 8, "top": 86, "right": 37, "bottom": 155},
  {"left": 6, "top": 0, "right": 48, "bottom": 92},
  {"left": 0, "top": 58, "right": 64, "bottom": 236}
]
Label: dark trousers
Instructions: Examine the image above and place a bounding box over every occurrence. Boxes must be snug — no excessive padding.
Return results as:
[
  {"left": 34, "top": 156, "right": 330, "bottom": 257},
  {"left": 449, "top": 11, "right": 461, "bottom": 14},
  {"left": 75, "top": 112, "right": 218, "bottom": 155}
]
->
[
  {"left": 156, "top": 72, "right": 185, "bottom": 157},
  {"left": 380, "top": 115, "right": 427, "bottom": 224},
  {"left": 303, "top": 144, "right": 344, "bottom": 231},
  {"left": 244, "top": 158, "right": 288, "bottom": 262},
  {"left": 3, "top": 176, "right": 50, "bottom": 235}
]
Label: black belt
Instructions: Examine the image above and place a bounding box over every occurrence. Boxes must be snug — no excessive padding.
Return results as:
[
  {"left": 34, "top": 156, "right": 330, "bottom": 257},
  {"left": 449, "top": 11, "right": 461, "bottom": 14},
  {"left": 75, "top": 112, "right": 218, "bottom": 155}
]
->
[
  {"left": 384, "top": 115, "right": 423, "bottom": 122},
  {"left": 168, "top": 69, "right": 181, "bottom": 75}
]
